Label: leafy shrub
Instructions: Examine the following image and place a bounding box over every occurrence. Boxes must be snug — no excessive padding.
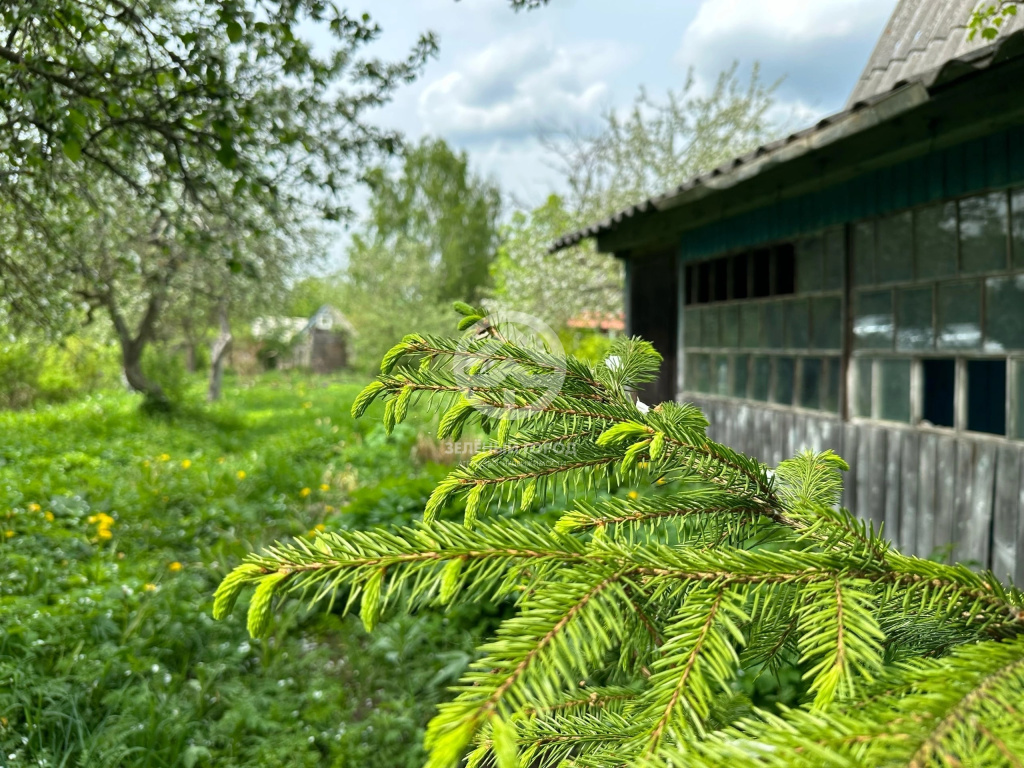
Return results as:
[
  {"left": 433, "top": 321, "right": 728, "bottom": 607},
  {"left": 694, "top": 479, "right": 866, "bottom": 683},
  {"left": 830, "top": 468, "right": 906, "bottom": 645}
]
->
[
  {"left": 220, "top": 306, "right": 1024, "bottom": 768},
  {"left": 0, "top": 338, "right": 121, "bottom": 408}
]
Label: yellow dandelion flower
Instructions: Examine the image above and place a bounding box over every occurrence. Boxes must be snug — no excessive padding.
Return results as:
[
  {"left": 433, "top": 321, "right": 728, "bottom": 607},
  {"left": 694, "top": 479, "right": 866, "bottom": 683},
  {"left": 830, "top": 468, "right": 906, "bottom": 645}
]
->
[
  {"left": 325, "top": 505, "right": 335, "bottom": 513},
  {"left": 44, "top": 511, "right": 54, "bottom": 522},
  {"left": 4, "top": 530, "right": 14, "bottom": 538},
  {"left": 299, "top": 487, "right": 311, "bottom": 498},
  {"left": 159, "top": 453, "right": 170, "bottom": 462},
  {"left": 96, "top": 528, "right": 113, "bottom": 541},
  {"left": 143, "top": 583, "right": 157, "bottom": 592},
  {"left": 319, "top": 483, "right": 330, "bottom": 492},
  {"left": 627, "top": 490, "right": 639, "bottom": 500},
  {"left": 315, "top": 523, "right": 326, "bottom": 532},
  {"left": 180, "top": 459, "right": 191, "bottom": 469},
  {"left": 27, "top": 503, "right": 41, "bottom": 513},
  {"left": 236, "top": 470, "right": 246, "bottom": 480},
  {"left": 168, "top": 561, "right": 182, "bottom": 572}
]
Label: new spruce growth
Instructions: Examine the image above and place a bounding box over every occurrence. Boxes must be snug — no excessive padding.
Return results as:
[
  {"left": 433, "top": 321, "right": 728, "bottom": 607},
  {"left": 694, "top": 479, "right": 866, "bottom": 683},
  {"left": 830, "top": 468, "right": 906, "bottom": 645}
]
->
[{"left": 216, "top": 304, "right": 1024, "bottom": 767}]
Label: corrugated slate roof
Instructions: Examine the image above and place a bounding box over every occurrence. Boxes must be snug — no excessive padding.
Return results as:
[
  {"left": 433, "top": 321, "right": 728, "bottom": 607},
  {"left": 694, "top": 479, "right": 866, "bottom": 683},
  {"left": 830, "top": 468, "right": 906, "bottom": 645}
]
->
[
  {"left": 549, "top": 28, "right": 1024, "bottom": 254},
  {"left": 847, "top": 0, "right": 1024, "bottom": 106}
]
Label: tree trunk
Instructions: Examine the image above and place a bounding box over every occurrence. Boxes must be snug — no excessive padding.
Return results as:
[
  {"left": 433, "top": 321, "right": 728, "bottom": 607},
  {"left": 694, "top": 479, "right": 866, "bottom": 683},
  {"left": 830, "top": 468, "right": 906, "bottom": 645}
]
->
[
  {"left": 120, "top": 336, "right": 167, "bottom": 404},
  {"left": 208, "top": 300, "right": 232, "bottom": 402},
  {"left": 184, "top": 343, "right": 197, "bottom": 373},
  {"left": 105, "top": 291, "right": 168, "bottom": 406}
]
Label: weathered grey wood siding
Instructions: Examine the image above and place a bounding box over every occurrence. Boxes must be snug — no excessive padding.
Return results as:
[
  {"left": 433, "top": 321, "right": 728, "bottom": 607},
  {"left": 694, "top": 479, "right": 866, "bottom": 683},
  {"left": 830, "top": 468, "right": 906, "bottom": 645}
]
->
[{"left": 686, "top": 394, "right": 1024, "bottom": 582}]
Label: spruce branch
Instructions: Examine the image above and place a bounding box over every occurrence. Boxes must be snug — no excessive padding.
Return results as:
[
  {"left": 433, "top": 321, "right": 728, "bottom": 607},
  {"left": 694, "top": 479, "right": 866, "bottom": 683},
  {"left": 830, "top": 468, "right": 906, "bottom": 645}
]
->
[{"left": 215, "top": 305, "right": 1024, "bottom": 768}]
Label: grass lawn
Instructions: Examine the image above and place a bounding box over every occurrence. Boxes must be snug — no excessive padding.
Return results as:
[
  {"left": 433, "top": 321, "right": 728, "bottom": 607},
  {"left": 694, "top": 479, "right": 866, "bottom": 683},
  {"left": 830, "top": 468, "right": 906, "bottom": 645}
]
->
[{"left": 0, "top": 374, "right": 489, "bottom": 768}]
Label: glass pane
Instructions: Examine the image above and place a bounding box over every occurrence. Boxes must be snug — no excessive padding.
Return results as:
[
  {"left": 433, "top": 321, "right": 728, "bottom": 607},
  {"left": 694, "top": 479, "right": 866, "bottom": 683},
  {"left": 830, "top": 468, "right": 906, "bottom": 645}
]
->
[
  {"left": 785, "top": 299, "right": 810, "bottom": 348},
  {"left": 853, "top": 290, "right": 894, "bottom": 350},
  {"left": 752, "top": 357, "right": 771, "bottom": 401},
  {"left": 684, "top": 308, "right": 702, "bottom": 347},
  {"left": 763, "top": 302, "right": 784, "bottom": 349},
  {"left": 877, "top": 211, "right": 914, "bottom": 284},
  {"left": 967, "top": 359, "right": 1006, "bottom": 435},
  {"left": 812, "top": 296, "right": 841, "bottom": 350},
  {"left": 852, "top": 221, "right": 875, "bottom": 286},
  {"left": 720, "top": 305, "right": 739, "bottom": 348},
  {"left": 1013, "top": 188, "right": 1024, "bottom": 269},
  {"left": 823, "top": 357, "right": 841, "bottom": 413},
  {"left": 855, "top": 358, "right": 873, "bottom": 418},
  {"left": 985, "top": 275, "right": 1024, "bottom": 352},
  {"left": 800, "top": 358, "right": 822, "bottom": 410},
  {"left": 937, "top": 281, "right": 982, "bottom": 349},
  {"left": 774, "top": 357, "right": 795, "bottom": 405},
  {"left": 733, "top": 355, "right": 749, "bottom": 398},
  {"left": 823, "top": 227, "right": 845, "bottom": 291},
  {"left": 702, "top": 307, "right": 720, "bottom": 347},
  {"left": 714, "top": 355, "right": 730, "bottom": 396},
  {"left": 796, "top": 235, "right": 823, "bottom": 293},
  {"left": 922, "top": 359, "right": 955, "bottom": 428},
  {"left": 915, "top": 202, "right": 958, "bottom": 280},
  {"left": 878, "top": 359, "right": 911, "bottom": 423},
  {"left": 740, "top": 304, "right": 760, "bottom": 348},
  {"left": 896, "top": 287, "right": 933, "bottom": 351},
  {"left": 689, "top": 354, "right": 710, "bottom": 393},
  {"left": 960, "top": 192, "right": 1009, "bottom": 274}
]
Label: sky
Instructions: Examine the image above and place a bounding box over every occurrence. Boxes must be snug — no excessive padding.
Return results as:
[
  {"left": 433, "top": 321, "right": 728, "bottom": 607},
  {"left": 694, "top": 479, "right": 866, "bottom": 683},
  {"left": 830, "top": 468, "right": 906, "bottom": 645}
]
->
[{"left": 347, "top": 0, "right": 898, "bottom": 205}]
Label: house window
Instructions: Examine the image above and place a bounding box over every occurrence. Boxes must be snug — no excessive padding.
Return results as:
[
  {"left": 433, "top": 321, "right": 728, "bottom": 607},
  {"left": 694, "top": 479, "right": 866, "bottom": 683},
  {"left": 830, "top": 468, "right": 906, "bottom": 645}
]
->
[
  {"left": 681, "top": 229, "right": 841, "bottom": 414},
  {"left": 967, "top": 359, "right": 1006, "bottom": 435},
  {"left": 959, "top": 192, "right": 1009, "bottom": 275},
  {"left": 733, "top": 253, "right": 749, "bottom": 299},
  {"left": 922, "top": 359, "right": 956, "bottom": 428}
]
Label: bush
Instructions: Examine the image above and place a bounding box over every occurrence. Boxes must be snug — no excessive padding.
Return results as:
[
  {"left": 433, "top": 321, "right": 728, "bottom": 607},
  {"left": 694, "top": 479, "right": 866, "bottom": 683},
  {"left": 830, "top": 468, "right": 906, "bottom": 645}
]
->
[{"left": 0, "top": 338, "right": 121, "bottom": 409}]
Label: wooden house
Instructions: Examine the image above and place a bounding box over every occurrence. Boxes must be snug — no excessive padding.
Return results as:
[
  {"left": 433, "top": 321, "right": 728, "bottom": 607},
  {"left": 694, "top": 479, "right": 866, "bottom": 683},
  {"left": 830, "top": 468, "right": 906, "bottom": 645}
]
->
[{"left": 551, "top": 1, "right": 1024, "bottom": 580}]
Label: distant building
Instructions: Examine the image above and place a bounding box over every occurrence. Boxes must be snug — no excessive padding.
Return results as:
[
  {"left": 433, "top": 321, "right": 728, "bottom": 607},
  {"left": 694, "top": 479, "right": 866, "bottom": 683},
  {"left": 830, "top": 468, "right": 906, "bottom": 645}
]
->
[
  {"left": 567, "top": 311, "right": 626, "bottom": 335},
  {"left": 552, "top": 1, "right": 1024, "bottom": 581},
  {"left": 251, "top": 305, "right": 354, "bottom": 373}
]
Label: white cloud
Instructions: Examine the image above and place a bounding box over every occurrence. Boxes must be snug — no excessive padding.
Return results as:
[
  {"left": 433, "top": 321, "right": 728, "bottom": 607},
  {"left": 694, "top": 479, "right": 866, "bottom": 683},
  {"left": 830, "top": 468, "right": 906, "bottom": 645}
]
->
[
  {"left": 677, "top": 0, "right": 895, "bottom": 114},
  {"left": 418, "top": 31, "right": 627, "bottom": 141}
]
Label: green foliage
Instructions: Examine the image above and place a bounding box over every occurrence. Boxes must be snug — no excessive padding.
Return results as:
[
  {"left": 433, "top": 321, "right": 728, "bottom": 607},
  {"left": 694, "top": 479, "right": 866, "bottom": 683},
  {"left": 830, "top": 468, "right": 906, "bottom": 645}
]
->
[
  {"left": 968, "top": 2, "right": 1020, "bottom": 40},
  {"left": 0, "top": 376, "right": 496, "bottom": 767},
  {"left": 341, "top": 139, "right": 502, "bottom": 371},
  {"left": 221, "top": 309, "right": 1024, "bottom": 768},
  {"left": 0, "top": 338, "right": 121, "bottom": 409},
  {"left": 141, "top": 345, "right": 189, "bottom": 406}
]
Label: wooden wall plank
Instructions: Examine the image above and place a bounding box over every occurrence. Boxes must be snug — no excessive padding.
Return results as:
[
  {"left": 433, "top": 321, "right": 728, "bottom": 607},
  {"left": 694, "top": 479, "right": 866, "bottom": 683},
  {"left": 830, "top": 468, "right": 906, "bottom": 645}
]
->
[
  {"left": 884, "top": 429, "right": 902, "bottom": 547},
  {"left": 917, "top": 433, "right": 938, "bottom": 559},
  {"left": 770, "top": 411, "right": 786, "bottom": 466},
  {"left": 934, "top": 436, "right": 957, "bottom": 561},
  {"left": 992, "top": 445, "right": 1020, "bottom": 583},
  {"left": 842, "top": 423, "right": 860, "bottom": 513},
  {"left": 955, "top": 441, "right": 995, "bottom": 568},
  {"left": 899, "top": 431, "right": 920, "bottom": 557},
  {"left": 1017, "top": 452, "right": 1024, "bottom": 588},
  {"left": 868, "top": 428, "right": 884, "bottom": 528}
]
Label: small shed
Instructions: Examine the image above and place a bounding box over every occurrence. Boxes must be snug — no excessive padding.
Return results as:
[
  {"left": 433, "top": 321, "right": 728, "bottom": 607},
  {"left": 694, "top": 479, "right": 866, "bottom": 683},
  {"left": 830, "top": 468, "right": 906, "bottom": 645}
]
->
[
  {"left": 251, "top": 305, "right": 354, "bottom": 373},
  {"left": 289, "top": 305, "right": 354, "bottom": 373},
  {"left": 552, "top": 2, "right": 1024, "bottom": 581}
]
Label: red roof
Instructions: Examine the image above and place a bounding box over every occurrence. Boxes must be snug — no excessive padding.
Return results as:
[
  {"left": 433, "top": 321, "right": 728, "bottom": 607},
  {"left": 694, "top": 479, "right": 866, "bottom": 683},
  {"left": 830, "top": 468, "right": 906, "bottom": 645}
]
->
[{"left": 567, "top": 311, "right": 625, "bottom": 332}]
